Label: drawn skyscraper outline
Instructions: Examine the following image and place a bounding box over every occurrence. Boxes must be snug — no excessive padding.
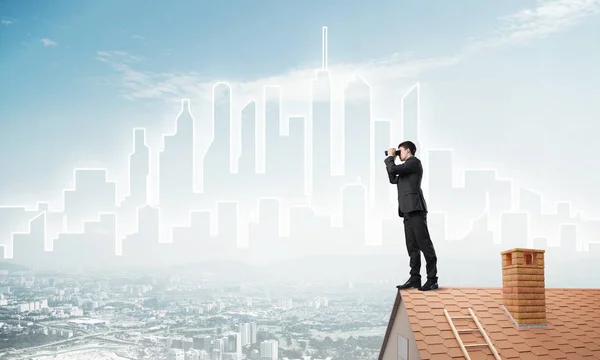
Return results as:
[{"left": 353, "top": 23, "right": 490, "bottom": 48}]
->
[
  {"left": 516, "top": 186, "right": 589, "bottom": 249},
  {"left": 1, "top": 25, "right": 599, "bottom": 263},
  {"left": 309, "top": 26, "right": 333, "bottom": 211},
  {"left": 209, "top": 82, "right": 235, "bottom": 173},
  {"left": 372, "top": 119, "right": 394, "bottom": 212},
  {"left": 35, "top": 202, "right": 61, "bottom": 251},
  {"left": 344, "top": 76, "right": 372, "bottom": 203},
  {"left": 157, "top": 98, "right": 196, "bottom": 242},
  {"left": 0, "top": 206, "right": 44, "bottom": 258},
  {"left": 0, "top": 157, "right": 139, "bottom": 258},
  {"left": 114, "top": 127, "right": 151, "bottom": 249},
  {"left": 263, "top": 85, "right": 284, "bottom": 175},
  {"left": 239, "top": 100, "right": 258, "bottom": 175},
  {"left": 425, "top": 147, "right": 517, "bottom": 241},
  {"left": 400, "top": 82, "right": 420, "bottom": 141},
  {"left": 62, "top": 168, "right": 117, "bottom": 232},
  {"left": 160, "top": 98, "right": 196, "bottom": 192},
  {"left": 340, "top": 179, "right": 369, "bottom": 249},
  {"left": 322, "top": 26, "right": 328, "bottom": 70},
  {"left": 128, "top": 128, "right": 150, "bottom": 205},
  {"left": 251, "top": 197, "right": 286, "bottom": 237}
]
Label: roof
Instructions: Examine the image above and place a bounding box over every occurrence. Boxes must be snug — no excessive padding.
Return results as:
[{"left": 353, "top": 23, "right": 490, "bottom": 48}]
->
[{"left": 379, "top": 287, "right": 600, "bottom": 360}]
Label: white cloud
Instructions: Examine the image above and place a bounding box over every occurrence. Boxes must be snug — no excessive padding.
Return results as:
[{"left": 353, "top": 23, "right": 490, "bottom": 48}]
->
[
  {"left": 131, "top": 34, "right": 145, "bottom": 40},
  {"left": 97, "top": 49, "right": 460, "bottom": 107},
  {"left": 465, "top": 0, "right": 600, "bottom": 52},
  {"left": 41, "top": 38, "right": 58, "bottom": 47},
  {"left": 1, "top": 19, "right": 13, "bottom": 26},
  {"left": 99, "top": 0, "right": 600, "bottom": 105},
  {"left": 96, "top": 51, "right": 142, "bottom": 63}
]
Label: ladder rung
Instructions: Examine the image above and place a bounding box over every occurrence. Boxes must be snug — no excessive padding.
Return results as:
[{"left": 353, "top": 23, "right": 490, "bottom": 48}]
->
[
  {"left": 444, "top": 308, "right": 502, "bottom": 360},
  {"left": 457, "top": 328, "right": 478, "bottom": 333}
]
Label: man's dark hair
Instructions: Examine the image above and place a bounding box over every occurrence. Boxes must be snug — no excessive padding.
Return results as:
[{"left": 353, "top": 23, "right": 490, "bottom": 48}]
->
[{"left": 398, "top": 141, "right": 417, "bottom": 155}]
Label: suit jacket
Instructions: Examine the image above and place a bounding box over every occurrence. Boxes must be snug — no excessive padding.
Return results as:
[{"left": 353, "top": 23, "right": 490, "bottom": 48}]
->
[{"left": 384, "top": 156, "right": 428, "bottom": 217}]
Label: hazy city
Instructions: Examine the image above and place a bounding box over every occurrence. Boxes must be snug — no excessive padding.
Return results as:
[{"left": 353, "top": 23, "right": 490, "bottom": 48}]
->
[{"left": 2, "top": 1, "right": 600, "bottom": 359}]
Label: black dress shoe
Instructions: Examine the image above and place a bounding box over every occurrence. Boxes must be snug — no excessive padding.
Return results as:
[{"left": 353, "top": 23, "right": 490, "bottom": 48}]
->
[
  {"left": 418, "top": 280, "right": 439, "bottom": 291},
  {"left": 396, "top": 279, "right": 421, "bottom": 289}
]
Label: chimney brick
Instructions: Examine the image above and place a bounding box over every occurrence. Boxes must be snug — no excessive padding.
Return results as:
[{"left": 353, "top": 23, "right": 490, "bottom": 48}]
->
[{"left": 501, "top": 248, "right": 546, "bottom": 327}]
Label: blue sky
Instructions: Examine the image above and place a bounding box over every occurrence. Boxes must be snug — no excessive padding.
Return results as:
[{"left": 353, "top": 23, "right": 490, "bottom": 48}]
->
[
  {"left": 1, "top": 0, "right": 533, "bottom": 112},
  {"left": 1, "top": 0, "right": 600, "bottom": 219}
]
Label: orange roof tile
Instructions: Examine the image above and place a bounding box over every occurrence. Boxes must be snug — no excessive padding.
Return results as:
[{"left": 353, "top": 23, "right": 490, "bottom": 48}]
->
[{"left": 379, "top": 287, "right": 600, "bottom": 360}]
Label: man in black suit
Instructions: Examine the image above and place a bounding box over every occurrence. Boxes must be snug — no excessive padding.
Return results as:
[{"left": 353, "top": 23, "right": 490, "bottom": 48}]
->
[{"left": 385, "top": 141, "right": 438, "bottom": 291}]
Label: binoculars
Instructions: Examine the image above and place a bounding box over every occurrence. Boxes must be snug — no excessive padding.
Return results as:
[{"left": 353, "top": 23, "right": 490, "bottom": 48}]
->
[{"left": 385, "top": 150, "right": 398, "bottom": 156}]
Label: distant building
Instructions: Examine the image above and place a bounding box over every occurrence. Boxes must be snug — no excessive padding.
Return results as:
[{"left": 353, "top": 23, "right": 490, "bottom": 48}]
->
[
  {"left": 15, "top": 299, "right": 48, "bottom": 313},
  {"left": 239, "top": 322, "right": 257, "bottom": 346},
  {"left": 167, "top": 348, "right": 184, "bottom": 360},
  {"left": 260, "top": 340, "right": 278, "bottom": 360},
  {"left": 228, "top": 332, "right": 242, "bottom": 357},
  {"left": 185, "top": 348, "right": 200, "bottom": 360},
  {"left": 251, "top": 322, "right": 257, "bottom": 344},
  {"left": 193, "top": 335, "right": 211, "bottom": 351},
  {"left": 211, "top": 348, "right": 222, "bottom": 360}
]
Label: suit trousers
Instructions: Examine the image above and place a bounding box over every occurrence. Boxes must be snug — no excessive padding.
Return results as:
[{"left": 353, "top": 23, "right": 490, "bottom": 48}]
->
[{"left": 403, "top": 210, "right": 438, "bottom": 281}]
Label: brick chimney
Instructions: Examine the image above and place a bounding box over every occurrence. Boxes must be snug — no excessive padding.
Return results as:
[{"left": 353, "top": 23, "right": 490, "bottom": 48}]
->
[{"left": 501, "top": 248, "right": 546, "bottom": 328}]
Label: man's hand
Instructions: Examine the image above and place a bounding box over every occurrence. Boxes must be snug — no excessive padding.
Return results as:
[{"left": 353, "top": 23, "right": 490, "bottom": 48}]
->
[{"left": 388, "top": 148, "right": 396, "bottom": 157}]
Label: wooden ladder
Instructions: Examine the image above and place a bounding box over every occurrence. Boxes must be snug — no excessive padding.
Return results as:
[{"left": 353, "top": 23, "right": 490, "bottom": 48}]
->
[{"left": 443, "top": 308, "right": 501, "bottom": 360}]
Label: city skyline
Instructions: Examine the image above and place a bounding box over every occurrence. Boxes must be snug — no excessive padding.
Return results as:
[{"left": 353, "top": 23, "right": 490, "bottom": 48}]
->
[
  {"left": 3, "top": 2, "right": 600, "bottom": 212},
  {"left": 1, "top": 13, "right": 599, "bottom": 289},
  {"left": 1, "top": 3, "right": 599, "bottom": 359},
  {"left": 0, "top": 26, "right": 599, "bottom": 271}
]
